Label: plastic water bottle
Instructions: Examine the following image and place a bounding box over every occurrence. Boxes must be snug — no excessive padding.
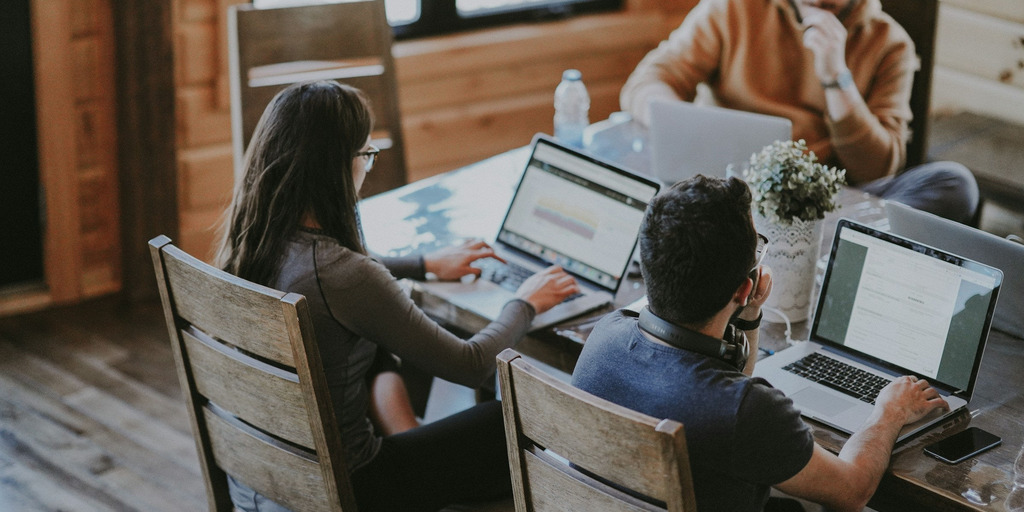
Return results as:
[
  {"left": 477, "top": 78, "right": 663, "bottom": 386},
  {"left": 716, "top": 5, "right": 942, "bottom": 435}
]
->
[{"left": 554, "top": 69, "right": 590, "bottom": 149}]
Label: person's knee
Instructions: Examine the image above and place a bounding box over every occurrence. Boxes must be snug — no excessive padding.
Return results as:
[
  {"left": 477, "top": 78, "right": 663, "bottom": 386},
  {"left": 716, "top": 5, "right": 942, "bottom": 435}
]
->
[
  {"left": 930, "top": 161, "right": 980, "bottom": 222},
  {"left": 898, "top": 161, "right": 980, "bottom": 224}
]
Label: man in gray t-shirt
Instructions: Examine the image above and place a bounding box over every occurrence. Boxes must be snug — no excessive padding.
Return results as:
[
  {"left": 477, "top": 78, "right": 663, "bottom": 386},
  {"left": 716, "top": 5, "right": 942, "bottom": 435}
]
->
[{"left": 572, "top": 176, "right": 949, "bottom": 511}]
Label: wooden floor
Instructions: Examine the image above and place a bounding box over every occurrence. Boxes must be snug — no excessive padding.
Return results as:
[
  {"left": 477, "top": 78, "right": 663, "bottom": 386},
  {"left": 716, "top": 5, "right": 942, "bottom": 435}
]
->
[{"left": 0, "top": 297, "right": 206, "bottom": 512}]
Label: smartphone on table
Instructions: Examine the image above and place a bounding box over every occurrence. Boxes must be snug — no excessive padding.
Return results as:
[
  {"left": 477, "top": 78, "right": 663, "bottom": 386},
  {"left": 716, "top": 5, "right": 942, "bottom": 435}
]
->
[{"left": 923, "top": 427, "right": 1002, "bottom": 464}]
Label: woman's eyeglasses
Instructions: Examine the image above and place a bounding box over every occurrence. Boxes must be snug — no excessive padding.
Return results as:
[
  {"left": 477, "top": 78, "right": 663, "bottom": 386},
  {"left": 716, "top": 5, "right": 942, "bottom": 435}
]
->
[{"left": 356, "top": 145, "right": 380, "bottom": 172}]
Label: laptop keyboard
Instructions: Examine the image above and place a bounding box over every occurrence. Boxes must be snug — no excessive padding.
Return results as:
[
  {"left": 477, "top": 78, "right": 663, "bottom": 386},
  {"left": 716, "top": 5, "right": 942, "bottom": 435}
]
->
[
  {"left": 476, "top": 259, "right": 583, "bottom": 303},
  {"left": 783, "top": 352, "right": 891, "bottom": 405}
]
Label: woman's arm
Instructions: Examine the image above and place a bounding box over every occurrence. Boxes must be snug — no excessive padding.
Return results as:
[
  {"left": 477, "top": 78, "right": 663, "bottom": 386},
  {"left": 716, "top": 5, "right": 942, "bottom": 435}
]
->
[{"left": 323, "top": 251, "right": 533, "bottom": 387}]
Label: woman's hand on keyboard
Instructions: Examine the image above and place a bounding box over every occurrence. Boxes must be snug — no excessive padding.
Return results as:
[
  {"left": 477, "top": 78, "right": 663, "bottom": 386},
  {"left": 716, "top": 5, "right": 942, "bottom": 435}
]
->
[
  {"left": 514, "top": 266, "right": 580, "bottom": 314},
  {"left": 423, "top": 240, "right": 505, "bottom": 281}
]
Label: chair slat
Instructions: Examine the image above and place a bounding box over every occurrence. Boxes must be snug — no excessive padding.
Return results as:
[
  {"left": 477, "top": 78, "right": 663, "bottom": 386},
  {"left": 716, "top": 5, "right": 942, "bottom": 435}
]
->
[
  {"left": 522, "top": 448, "right": 658, "bottom": 512},
  {"left": 183, "top": 328, "right": 314, "bottom": 448},
  {"left": 234, "top": 2, "right": 382, "bottom": 67},
  {"left": 205, "top": 406, "right": 332, "bottom": 512},
  {"left": 511, "top": 358, "right": 676, "bottom": 501},
  {"left": 161, "top": 244, "right": 295, "bottom": 365}
]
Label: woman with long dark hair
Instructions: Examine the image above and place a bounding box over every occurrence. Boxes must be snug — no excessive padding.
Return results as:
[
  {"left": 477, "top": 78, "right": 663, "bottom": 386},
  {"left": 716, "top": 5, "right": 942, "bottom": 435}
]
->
[{"left": 216, "top": 80, "right": 578, "bottom": 511}]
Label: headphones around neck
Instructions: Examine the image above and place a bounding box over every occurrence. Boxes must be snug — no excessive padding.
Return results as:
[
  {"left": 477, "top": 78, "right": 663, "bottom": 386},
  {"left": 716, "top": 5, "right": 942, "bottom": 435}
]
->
[{"left": 638, "top": 306, "right": 749, "bottom": 370}]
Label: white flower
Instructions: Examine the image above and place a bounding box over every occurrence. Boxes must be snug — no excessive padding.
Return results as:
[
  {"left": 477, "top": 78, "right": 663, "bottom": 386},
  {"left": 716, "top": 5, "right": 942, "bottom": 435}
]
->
[{"left": 742, "top": 140, "right": 846, "bottom": 225}]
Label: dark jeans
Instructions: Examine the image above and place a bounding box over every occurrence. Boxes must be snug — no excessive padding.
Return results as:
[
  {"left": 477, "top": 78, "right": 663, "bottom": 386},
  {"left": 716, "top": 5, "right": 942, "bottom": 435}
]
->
[
  {"left": 228, "top": 400, "right": 510, "bottom": 512},
  {"left": 351, "top": 399, "right": 511, "bottom": 512},
  {"left": 862, "top": 160, "right": 979, "bottom": 225}
]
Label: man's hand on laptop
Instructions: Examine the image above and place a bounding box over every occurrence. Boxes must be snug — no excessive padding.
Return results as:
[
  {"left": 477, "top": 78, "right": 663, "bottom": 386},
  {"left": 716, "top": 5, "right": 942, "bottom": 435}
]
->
[
  {"left": 873, "top": 376, "right": 950, "bottom": 426},
  {"left": 423, "top": 239, "right": 505, "bottom": 281},
  {"left": 514, "top": 266, "right": 580, "bottom": 314}
]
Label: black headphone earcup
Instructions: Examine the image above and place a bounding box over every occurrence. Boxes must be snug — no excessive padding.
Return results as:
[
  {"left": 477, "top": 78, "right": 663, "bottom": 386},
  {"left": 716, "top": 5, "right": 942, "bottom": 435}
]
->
[{"left": 723, "top": 324, "right": 750, "bottom": 370}]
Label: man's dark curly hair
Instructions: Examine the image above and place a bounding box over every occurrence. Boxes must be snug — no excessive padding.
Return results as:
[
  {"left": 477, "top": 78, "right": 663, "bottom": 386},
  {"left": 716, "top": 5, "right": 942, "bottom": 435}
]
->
[{"left": 639, "top": 175, "right": 758, "bottom": 325}]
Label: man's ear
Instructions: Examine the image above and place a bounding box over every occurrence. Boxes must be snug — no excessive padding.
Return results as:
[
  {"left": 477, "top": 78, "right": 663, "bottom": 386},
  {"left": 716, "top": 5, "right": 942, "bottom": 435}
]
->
[{"left": 733, "top": 277, "right": 754, "bottom": 306}]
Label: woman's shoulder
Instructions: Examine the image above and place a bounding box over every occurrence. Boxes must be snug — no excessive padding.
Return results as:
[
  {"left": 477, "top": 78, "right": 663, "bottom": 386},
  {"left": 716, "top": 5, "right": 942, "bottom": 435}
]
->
[{"left": 289, "top": 231, "right": 390, "bottom": 286}]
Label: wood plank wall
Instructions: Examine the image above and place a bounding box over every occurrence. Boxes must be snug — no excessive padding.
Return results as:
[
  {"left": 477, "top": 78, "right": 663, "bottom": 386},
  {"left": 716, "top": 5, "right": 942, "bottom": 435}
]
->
[
  {"left": 11, "top": 0, "right": 1018, "bottom": 314},
  {"left": 932, "top": 0, "right": 1024, "bottom": 124},
  {"left": 5, "top": 0, "right": 121, "bottom": 317}
]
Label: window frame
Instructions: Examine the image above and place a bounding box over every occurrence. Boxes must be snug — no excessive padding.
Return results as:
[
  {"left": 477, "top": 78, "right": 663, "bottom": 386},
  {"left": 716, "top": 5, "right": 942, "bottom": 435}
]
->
[{"left": 390, "top": 0, "right": 624, "bottom": 39}]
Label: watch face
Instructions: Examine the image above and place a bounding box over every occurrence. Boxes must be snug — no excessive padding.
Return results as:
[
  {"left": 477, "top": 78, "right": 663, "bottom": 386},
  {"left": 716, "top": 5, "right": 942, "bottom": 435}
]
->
[
  {"left": 824, "top": 70, "right": 853, "bottom": 89},
  {"left": 837, "top": 70, "right": 854, "bottom": 89}
]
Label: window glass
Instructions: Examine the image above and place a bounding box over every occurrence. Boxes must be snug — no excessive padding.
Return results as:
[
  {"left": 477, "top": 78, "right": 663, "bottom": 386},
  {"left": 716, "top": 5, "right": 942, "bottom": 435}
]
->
[
  {"left": 457, "top": 0, "right": 555, "bottom": 16},
  {"left": 385, "top": 0, "right": 420, "bottom": 25}
]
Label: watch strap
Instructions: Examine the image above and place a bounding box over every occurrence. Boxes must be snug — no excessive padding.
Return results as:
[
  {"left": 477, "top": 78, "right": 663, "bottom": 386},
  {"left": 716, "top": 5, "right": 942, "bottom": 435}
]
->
[
  {"left": 822, "top": 69, "right": 853, "bottom": 89},
  {"left": 731, "top": 310, "right": 763, "bottom": 331}
]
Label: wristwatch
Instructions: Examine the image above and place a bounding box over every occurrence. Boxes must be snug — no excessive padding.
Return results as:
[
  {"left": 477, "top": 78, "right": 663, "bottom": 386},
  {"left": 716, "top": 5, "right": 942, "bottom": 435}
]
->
[
  {"left": 822, "top": 69, "right": 854, "bottom": 90},
  {"left": 731, "top": 310, "right": 763, "bottom": 331}
]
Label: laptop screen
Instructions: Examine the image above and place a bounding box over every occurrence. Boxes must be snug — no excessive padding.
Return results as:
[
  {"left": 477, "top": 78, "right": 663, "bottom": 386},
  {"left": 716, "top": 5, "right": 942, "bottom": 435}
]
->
[
  {"left": 811, "top": 220, "right": 1002, "bottom": 396},
  {"left": 496, "top": 138, "right": 659, "bottom": 292}
]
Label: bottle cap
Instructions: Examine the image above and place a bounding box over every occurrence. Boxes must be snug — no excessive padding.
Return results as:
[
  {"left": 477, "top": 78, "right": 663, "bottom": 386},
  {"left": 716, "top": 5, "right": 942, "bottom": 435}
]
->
[{"left": 562, "top": 69, "right": 582, "bottom": 81}]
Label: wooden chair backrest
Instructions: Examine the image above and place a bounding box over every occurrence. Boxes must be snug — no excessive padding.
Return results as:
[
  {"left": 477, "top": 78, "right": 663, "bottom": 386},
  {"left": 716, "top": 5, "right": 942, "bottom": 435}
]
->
[
  {"left": 496, "top": 349, "right": 698, "bottom": 512},
  {"left": 149, "top": 235, "right": 355, "bottom": 512},
  {"left": 227, "top": 0, "right": 406, "bottom": 197},
  {"left": 879, "top": 0, "right": 938, "bottom": 169}
]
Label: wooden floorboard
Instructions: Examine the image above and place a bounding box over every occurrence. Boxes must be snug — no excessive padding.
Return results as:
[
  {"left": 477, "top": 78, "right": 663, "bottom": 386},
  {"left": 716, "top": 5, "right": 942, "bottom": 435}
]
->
[{"left": 0, "top": 297, "right": 206, "bottom": 512}]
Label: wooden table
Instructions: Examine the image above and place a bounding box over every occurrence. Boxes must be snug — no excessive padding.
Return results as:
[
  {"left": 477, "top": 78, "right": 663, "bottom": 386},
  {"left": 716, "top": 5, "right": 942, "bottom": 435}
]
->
[{"left": 360, "top": 144, "right": 1024, "bottom": 511}]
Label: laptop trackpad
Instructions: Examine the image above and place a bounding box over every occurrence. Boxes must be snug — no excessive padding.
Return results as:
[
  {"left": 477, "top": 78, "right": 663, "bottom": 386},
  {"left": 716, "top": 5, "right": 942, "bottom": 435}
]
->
[{"left": 791, "top": 387, "right": 858, "bottom": 417}]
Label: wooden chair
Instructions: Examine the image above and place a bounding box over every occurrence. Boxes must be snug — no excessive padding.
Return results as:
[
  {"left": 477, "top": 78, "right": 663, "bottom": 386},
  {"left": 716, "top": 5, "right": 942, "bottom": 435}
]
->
[
  {"left": 879, "top": 0, "right": 938, "bottom": 169},
  {"left": 496, "top": 349, "right": 698, "bottom": 511},
  {"left": 227, "top": 0, "right": 407, "bottom": 197},
  {"left": 149, "top": 235, "right": 356, "bottom": 511}
]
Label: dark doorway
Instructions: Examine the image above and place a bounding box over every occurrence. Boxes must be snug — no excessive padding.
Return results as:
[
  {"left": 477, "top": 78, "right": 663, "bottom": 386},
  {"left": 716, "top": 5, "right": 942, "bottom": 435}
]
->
[{"left": 1, "top": 0, "right": 45, "bottom": 289}]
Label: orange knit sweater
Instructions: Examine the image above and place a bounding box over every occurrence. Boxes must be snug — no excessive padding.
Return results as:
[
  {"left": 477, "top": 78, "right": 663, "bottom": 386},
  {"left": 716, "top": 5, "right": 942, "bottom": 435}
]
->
[{"left": 621, "top": 0, "right": 915, "bottom": 184}]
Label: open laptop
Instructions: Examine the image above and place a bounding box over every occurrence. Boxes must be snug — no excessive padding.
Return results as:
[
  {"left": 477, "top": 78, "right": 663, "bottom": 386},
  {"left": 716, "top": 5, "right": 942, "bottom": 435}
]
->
[
  {"left": 754, "top": 219, "right": 1002, "bottom": 442},
  {"left": 886, "top": 200, "right": 1024, "bottom": 339},
  {"left": 419, "top": 134, "right": 661, "bottom": 331},
  {"left": 649, "top": 99, "right": 792, "bottom": 184}
]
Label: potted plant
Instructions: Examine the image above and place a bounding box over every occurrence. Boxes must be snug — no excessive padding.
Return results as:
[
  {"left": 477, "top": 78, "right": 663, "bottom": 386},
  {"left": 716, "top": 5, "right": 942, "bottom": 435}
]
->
[{"left": 742, "top": 139, "right": 846, "bottom": 322}]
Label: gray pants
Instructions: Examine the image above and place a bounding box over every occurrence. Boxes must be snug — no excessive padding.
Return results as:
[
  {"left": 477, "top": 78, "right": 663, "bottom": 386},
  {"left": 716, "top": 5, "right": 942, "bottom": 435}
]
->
[{"left": 862, "top": 161, "right": 979, "bottom": 225}]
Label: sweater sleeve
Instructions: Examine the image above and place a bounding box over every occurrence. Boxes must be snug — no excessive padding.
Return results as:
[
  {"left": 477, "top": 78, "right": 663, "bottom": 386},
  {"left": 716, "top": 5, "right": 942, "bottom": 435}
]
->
[
  {"left": 620, "top": 0, "right": 727, "bottom": 126},
  {"left": 827, "top": 34, "right": 915, "bottom": 183},
  {"left": 380, "top": 255, "right": 425, "bottom": 281},
  {"left": 318, "top": 249, "right": 535, "bottom": 387}
]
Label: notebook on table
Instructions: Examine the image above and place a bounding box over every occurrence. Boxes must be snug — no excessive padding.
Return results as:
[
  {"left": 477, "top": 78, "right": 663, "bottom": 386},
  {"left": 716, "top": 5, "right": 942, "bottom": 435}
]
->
[
  {"left": 419, "top": 134, "right": 661, "bottom": 332},
  {"left": 886, "top": 200, "right": 1024, "bottom": 339},
  {"left": 754, "top": 219, "right": 1002, "bottom": 442},
  {"left": 648, "top": 99, "right": 792, "bottom": 184}
]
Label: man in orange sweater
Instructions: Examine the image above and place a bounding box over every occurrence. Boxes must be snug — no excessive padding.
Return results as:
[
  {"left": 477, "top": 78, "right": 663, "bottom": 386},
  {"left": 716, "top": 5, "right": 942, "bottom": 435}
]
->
[{"left": 622, "top": 0, "right": 978, "bottom": 224}]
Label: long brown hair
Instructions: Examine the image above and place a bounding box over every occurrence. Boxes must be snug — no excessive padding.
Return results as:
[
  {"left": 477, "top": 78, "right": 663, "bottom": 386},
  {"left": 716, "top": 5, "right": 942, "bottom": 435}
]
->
[{"left": 215, "top": 80, "right": 373, "bottom": 285}]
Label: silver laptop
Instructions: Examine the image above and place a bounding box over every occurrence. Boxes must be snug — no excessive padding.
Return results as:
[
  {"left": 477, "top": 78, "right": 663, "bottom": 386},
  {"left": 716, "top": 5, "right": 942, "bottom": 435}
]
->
[
  {"left": 420, "top": 134, "right": 661, "bottom": 331},
  {"left": 886, "top": 200, "right": 1024, "bottom": 339},
  {"left": 755, "top": 219, "right": 1002, "bottom": 442},
  {"left": 649, "top": 99, "right": 792, "bottom": 184}
]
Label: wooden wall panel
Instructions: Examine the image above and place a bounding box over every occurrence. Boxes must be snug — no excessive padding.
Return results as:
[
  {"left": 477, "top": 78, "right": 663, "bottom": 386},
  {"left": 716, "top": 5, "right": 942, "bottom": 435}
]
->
[
  {"left": 936, "top": 5, "right": 1024, "bottom": 89},
  {"left": 395, "top": 10, "right": 667, "bottom": 181},
  {"left": 939, "top": 0, "right": 1024, "bottom": 23},
  {"left": 931, "top": 2, "right": 1024, "bottom": 124},
  {"left": 19, "top": 0, "right": 119, "bottom": 314},
  {"left": 172, "top": 0, "right": 242, "bottom": 260},
  {"left": 179, "top": 146, "right": 234, "bottom": 211},
  {"left": 403, "top": 81, "right": 623, "bottom": 181},
  {"left": 932, "top": 67, "right": 1024, "bottom": 124},
  {"left": 32, "top": 0, "right": 81, "bottom": 305}
]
